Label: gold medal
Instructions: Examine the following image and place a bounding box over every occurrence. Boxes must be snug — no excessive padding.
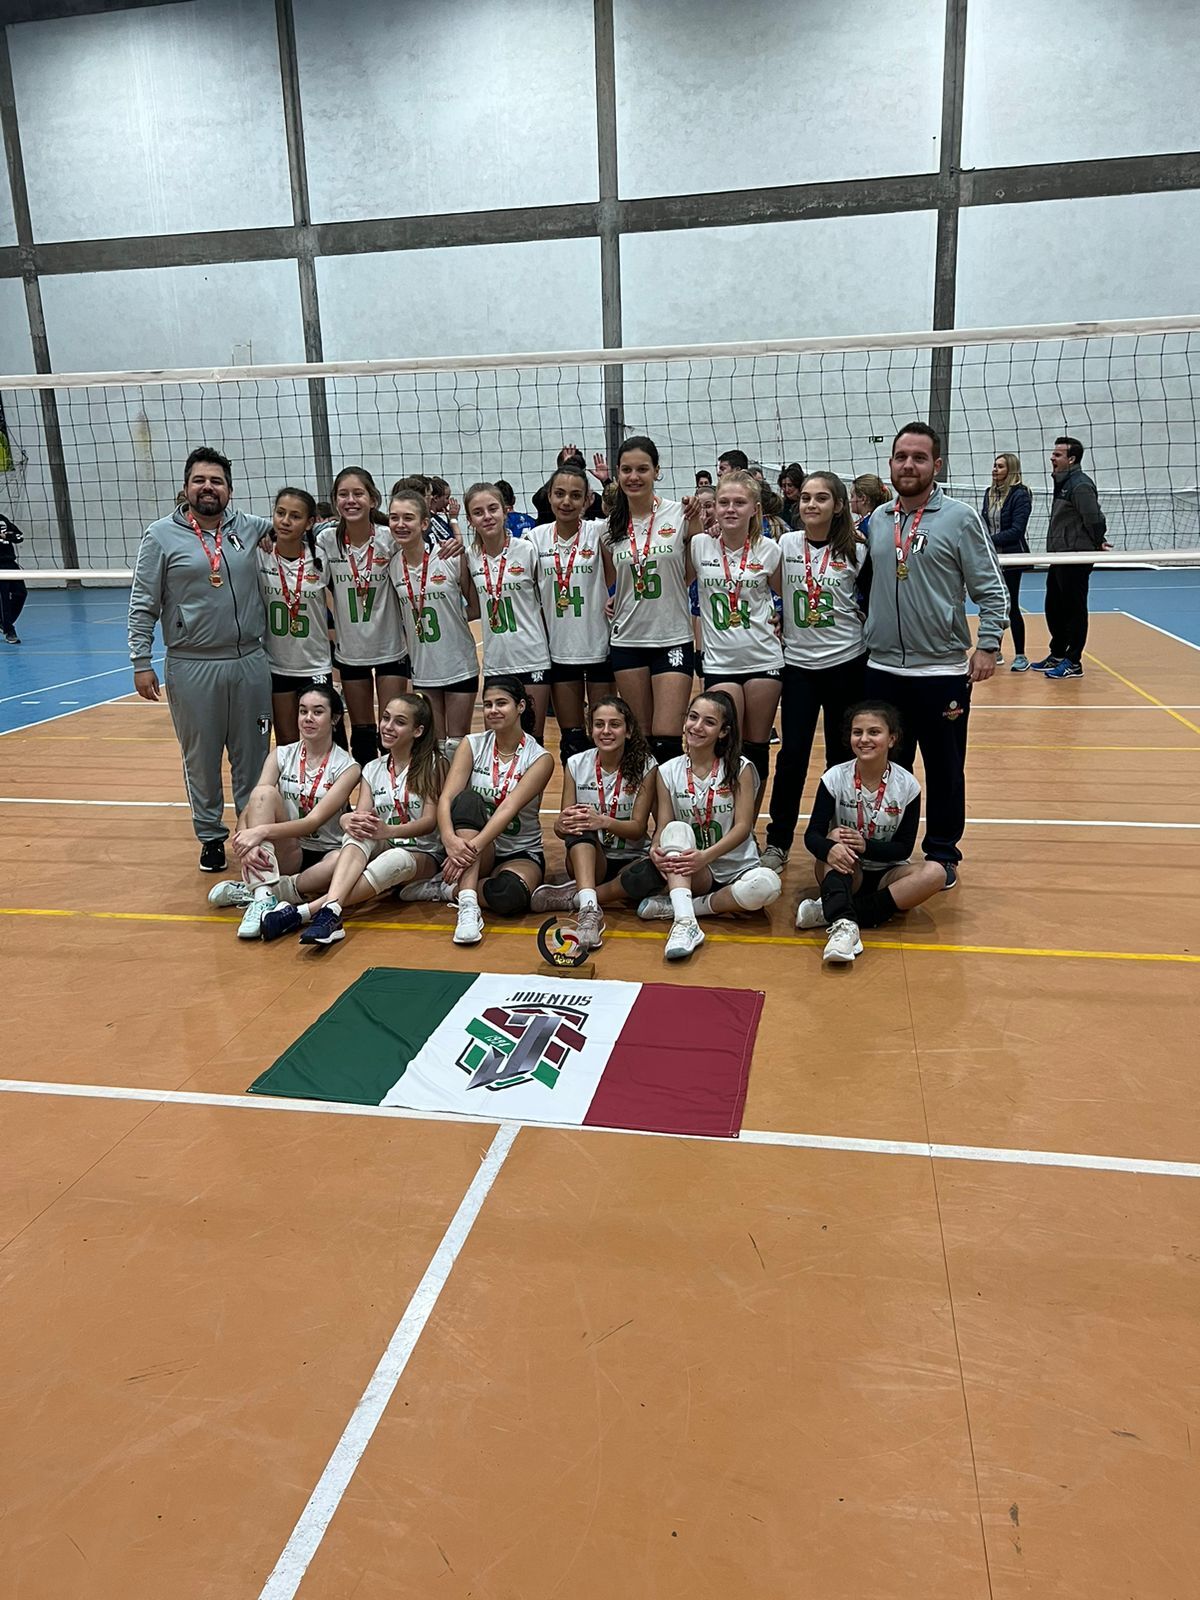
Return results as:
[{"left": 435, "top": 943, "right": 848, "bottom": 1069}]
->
[
  {"left": 289, "top": 616, "right": 304, "bottom": 635},
  {"left": 896, "top": 560, "right": 909, "bottom": 579},
  {"left": 209, "top": 572, "right": 223, "bottom": 587}
]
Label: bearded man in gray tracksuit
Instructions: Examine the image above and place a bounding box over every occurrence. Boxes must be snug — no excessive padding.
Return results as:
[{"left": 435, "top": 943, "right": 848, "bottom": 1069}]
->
[
  {"left": 128, "top": 446, "right": 273, "bottom": 872},
  {"left": 862, "top": 423, "right": 1009, "bottom": 886}
]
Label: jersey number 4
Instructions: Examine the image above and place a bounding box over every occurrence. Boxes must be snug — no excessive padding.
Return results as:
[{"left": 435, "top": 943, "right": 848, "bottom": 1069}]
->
[{"left": 709, "top": 593, "right": 750, "bottom": 631}]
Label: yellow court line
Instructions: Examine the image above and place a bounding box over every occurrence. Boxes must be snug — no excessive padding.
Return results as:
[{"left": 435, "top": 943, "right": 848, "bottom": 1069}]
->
[
  {"left": 1082, "top": 650, "right": 1200, "bottom": 739},
  {"left": 1, "top": 904, "right": 1197, "bottom": 965}
]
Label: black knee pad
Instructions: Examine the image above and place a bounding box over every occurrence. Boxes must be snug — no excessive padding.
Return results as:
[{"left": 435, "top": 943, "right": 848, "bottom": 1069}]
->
[
  {"left": 566, "top": 830, "right": 604, "bottom": 855},
  {"left": 350, "top": 723, "right": 379, "bottom": 766},
  {"left": 450, "top": 790, "right": 490, "bottom": 831},
  {"left": 619, "top": 856, "right": 666, "bottom": 901},
  {"left": 851, "top": 885, "right": 898, "bottom": 929},
  {"left": 481, "top": 870, "right": 531, "bottom": 916},
  {"left": 651, "top": 734, "right": 683, "bottom": 765},
  {"left": 559, "top": 725, "right": 592, "bottom": 764}
]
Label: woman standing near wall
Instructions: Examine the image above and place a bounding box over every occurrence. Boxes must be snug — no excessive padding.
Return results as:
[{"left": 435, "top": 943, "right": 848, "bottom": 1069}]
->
[{"left": 981, "top": 452, "right": 1032, "bottom": 670}]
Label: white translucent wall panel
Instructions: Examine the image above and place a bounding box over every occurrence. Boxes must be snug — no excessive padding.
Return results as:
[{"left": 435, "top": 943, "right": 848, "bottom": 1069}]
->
[
  {"left": 614, "top": 0, "right": 944, "bottom": 199},
  {"left": 963, "top": 0, "right": 1200, "bottom": 168},
  {"left": 11, "top": 0, "right": 291, "bottom": 242},
  {"left": 0, "top": 151, "right": 15, "bottom": 246},
  {"left": 0, "top": 280, "right": 50, "bottom": 554},
  {"left": 317, "top": 238, "right": 603, "bottom": 505},
  {"left": 38, "top": 262, "right": 312, "bottom": 564},
  {"left": 295, "top": 0, "right": 599, "bottom": 223}
]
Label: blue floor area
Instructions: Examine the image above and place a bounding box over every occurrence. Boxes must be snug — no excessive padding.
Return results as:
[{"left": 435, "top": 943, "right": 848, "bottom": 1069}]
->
[{"left": 1, "top": 573, "right": 1197, "bottom": 736}]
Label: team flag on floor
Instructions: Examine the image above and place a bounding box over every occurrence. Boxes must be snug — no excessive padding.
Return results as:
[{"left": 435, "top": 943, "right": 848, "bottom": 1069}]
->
[{"left": 249, "top": 967, "right": 762, "bottom": 1137}]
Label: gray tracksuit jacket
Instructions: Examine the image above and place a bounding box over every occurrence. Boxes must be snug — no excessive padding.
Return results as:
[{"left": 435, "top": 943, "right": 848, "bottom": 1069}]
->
[
  {"left": 1047, "top": 465, "right": 1107, "bottom": 553},
  {"left": 863, "top": 486, "right": 1009, "bottom": 671},
  {"left": 128, "top": 507, "right": 271, "bottom": 672}
]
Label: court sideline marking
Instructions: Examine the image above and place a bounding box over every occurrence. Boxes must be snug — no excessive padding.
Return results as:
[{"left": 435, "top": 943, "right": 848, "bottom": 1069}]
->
[
  {"left": 0, "top": 1076, "right": 1196, "bottom": 1182},
  {"left": 1082, "top": 648, "right": 1200, "bottom": 738}
]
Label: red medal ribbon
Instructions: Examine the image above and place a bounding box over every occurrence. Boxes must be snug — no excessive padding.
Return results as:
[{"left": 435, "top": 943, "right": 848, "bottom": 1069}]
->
[
  {"left": 685, "top": 759, "right": 720, "bottom": 834},
  {"left": 553, "top": 527, "right": 582, "bottom": 609},
  {"left": 185, "top": 510, "right": 223, "bottom": 584},
  {"left": 628, "top": 500, "right": 658, "bottom": 594},
  {"left": 346, "top": 533, "right": 376, "bottom": 601},
  {"left": 481, "top": 536, "right": 510, "bottom": 628},
  {"left": 387, "top": 756, "right": 410, "bottom": 827},
  {"left": 275, "top": 549, "right": 306, "bottom": 622},
  {"left": 490, "top": 734, "right": 525, "bottom": 809},
  {"left": 594, "top": 751, "right": 623, "bottom": 820},
  {"left": 718, "top": 535, "right": 753, "bottom": 614},
  {"left": 297, "top": 742, "right": 333, "bottom": 818},
  {"left": 854, "top": 764, "right": 891, "bottom": 840},
  {"left": 399, "top": 548, "right": 430, "bottom": 622},
  {"left": 893, "top": 501, "right": 928, "bottom": 570},
  {"left": 802, "top": 536, "right": 832, "bottom": 615}
]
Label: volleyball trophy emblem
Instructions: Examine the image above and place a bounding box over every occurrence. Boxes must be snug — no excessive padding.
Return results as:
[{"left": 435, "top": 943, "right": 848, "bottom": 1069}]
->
[{"left": 536, "top": 916, "right": 592, "bottom": 971}]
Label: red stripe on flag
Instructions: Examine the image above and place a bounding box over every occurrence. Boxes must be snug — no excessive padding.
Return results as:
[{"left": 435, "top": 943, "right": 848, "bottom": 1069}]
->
[{"left": 583, "top": 982, "right": 763, "bottom": 1138}]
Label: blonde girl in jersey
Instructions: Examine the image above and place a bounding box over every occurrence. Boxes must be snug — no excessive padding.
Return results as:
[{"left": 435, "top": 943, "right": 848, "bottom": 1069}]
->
[
  {"left": 760, "top": 470, "right": 867, "bottom": 875},
  {"left": 458, "top": 483, "right": 551, "bottom": 740},
  {"left": 403, "top": 675, "right": 555, "bottom": 946},
  {"left": 387, "top": 488, "right": 478, "bottom": 763},
  {"left": 530, "top": 695, "right": 657, "bottom": 951},
  {"left": 206, "top": 682, "right": 361, "bottom": 939},
  {"left": 259, "top": 692, "right": 445, "bottom": 946},
  {"left": 530, "top": 461, "right": 614, "bottom": 765},
  {"left": 257, "top": 487, "right": 332, "bottom": 744},
  {"left": 316, "top": 466, "right": 410, "bottom": 769},
  {"left": 796, "top": 700, "right": 944, "bottom": 964},
  {"left": 623, "top": 690, "right": 781, "bottom": 960},
  {"left": 601, "top": 436, "right": 703, "bottom": 767},
  {"left": 691, "top": 469, "right": 782, "bottom": 795}
]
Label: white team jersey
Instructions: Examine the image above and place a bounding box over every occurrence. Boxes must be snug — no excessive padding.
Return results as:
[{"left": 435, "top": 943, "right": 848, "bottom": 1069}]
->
[
  {"left": 256, "top": 546, "right": 332, "bottom": 677},
  {"left": 778, "top": 534, "right": 866, "bottom": 669},
  {"left": 276, "top": 740, "right": 357, "bottom": 853},
  {"left": 609, "top": 498, "right": 692, "bottom": 648},
  {"left": 388, "top": 544, "right": 478, "bottom": 688},
  {"left": 690, "top": 533, "right": 783, "bottom": 676},
  {"left": 658, "top": 754, "right": 760, "bottom": 883},
  {"left": 316, "top": 524, "right": 408, "bottom": 667},
  {"left": 464, "top": 536, "right": 551, "bottom": 675},
  {"left": 531, "top": 520, "right": 612, "bottom": 666},
  {"left": 566, "top": 749, "right": 656, "bottom": 859},
  {"left": 359, "top": 754, "right": 443, "bottom": 857},
  {"left": 466, "top": 730, "right": 549, "bottom": 857},
  {"left": 819, "top": 759, "right": 921, "bottom": 868}
]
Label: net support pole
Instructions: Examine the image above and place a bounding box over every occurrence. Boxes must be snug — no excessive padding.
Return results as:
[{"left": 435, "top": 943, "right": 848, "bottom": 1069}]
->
[
  {"left": 594, "top": 0, "right": 624, "bottom": 462},
  {"left": 0, "top": 29, "right": 80, "bottom": 574},
  {"left": 274, "top": 0, "right": 333, "bottom": 498},
  {"left": 928, "top": 0, "right": 968, "bottom": 479}
]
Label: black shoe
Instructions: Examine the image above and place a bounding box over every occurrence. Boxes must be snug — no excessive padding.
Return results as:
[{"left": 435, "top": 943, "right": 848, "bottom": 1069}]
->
[
  {"left": 199, "top": 839, "right": 227, "bottom": 872},
  {"left": 940, "top": 863, "right": 958, "bottom": 891},
  {"left": 2, "top": 629, "right": 18, "bottom": 645}
]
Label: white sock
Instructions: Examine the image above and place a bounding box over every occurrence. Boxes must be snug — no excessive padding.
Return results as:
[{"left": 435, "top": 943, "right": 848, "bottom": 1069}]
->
[
  {"left": 440, "top": 736, "right": 463, "bottom": 762},
  {"left": 578, "top": 888, "right": 599, "bottom": 911},
  {"left": 325, "top": 900, "right": 342, "bottom": 918},
  {"left": 691, "top": 892, "right": 714, "bottom": 918},
  {"left": 458, "top": 888, "right": 478, "bottom": 907},
  {"left": 252, "top": 884, "right": 274, "bottom": 901},
  {"left": 296, "top": 903, "right": 313, "bottom": 924},
  {"left": 669, "top": 886, "right": 694, "bottom": 922}
]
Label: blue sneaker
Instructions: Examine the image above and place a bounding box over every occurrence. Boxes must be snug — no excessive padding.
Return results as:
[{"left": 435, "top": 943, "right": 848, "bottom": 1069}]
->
[
  {"left": 300, "top": 905, "right": 345, "bottom": 945},
  {"left": 1028, "top": 654, "right": 1062, "bottom": 671},
  {"left": 261, "top": 903, "right": 303, "bottom": 942},
  {"left": 1045, "top": 658, "right": 1083, "bottom": 679},
  {"left": 1010, "top": 654, "right": 1030, "bottom": 672}
]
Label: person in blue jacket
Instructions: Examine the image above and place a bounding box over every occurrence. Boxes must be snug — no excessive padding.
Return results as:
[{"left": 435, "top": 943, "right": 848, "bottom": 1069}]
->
[{"left": 981, "top": 452, "right": 1032, "bottom": 670}]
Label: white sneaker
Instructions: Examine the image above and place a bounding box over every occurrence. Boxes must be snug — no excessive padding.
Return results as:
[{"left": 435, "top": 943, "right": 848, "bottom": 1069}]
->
[
  {"left": 665, "top": 918, "right": 705, "bottom": 961},
  {"left": 530, "top": 880, "right": 578, "bottom": 913},
  {"left": 637, "top": 895, "right": 674, "bottom": 921},
  {"left": 452, "top": 899, "right": 484, "bottom": 945},
  {"left": 399, "top": 876, "right": 452, "bottom": 903},
  {"left": 575, "top": 903, "right": 605, "bottom": 950},
  {"left": 208, "top": 880, "right": 253, "bottom": 908},
  {"left": 237, "top": 892, "right": 278, "bottom": 940},
  {"left": 795, "top": 897, "right": 827, "bottom": 930},
  {"left": 758, "top": 844, "right": 789, "bottom": 874},
  {"left": 822, "top": 918, "right": 863, "bottom": 964}
]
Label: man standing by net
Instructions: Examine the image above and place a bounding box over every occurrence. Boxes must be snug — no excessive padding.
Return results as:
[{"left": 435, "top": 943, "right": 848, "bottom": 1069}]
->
[
  {"left": 1032, "top": 435, "right": 1109, "bottom": 680},
  {"left": 128, "top": 447, "right": 273, "bottom": 872},
  {"left": 862, "top": 423, "right": 1008, "bottom": 888}
]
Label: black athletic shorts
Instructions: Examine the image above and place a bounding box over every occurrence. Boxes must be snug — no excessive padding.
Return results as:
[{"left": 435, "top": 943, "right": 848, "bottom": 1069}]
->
[
  {"left": 492, "top": 850, "right": 545, "bottom": 874},
  {"left": 609, "top": 641, "right": 697, "bottom": 678},
  {"left": 334, "top": 657, "right": 411, "bottom": 681},
  {"left": 563, "top": 838, "right": 632, "bottom": 884},
  {"left": 547, "top": 658, "right": 614, "bottom": 685},
  {"left": 702, "top": 667, "right": 782, "bottom": 690},
  {"left": 415, "top": 673, "right": 478, "bottom": 698},
  {"left": 271, "top": 670, "right": 333, "bottom": 694}
]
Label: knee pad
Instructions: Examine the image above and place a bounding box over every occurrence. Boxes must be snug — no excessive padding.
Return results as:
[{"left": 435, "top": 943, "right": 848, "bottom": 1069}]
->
[
  {"left": 350, "top": 723, "right": 379, "bottom": 766},
  {"left": 619, "top": 855, "right": 666, "bottom": 901},
  {"left": 559, "top": 725, "right": 592, "bottom": 764},
  {"left": 730, "top": 866, "right": 781, "bottom": 911},
  {"left": 659, "top": 820, "right": 694, "bottom": 854},
  {"left": 481, "top": 870, "right": 531, "bottom": 916},
  {"left": 651, "top": 734, "right": 683, "bottom": 765},
  {"left": 363, "top": 846, "right": 418, "bottom": 894},
  {"left": 450, "top": 790, "right": 490, "bottom": 831}
]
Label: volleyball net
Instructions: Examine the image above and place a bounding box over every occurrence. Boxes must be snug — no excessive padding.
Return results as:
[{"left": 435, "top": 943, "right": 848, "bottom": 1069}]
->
[{"left": 3, "top": 314, "right": 1199, "bottom": 581}]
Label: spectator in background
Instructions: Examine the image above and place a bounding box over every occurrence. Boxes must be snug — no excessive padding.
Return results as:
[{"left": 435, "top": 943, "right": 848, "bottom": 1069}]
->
[
  {"left": 0, "top": 510, "right": 28, "bottom": 645},
  {"left": 427, "top": 475, "right": 461, "bottom": 544},
  {"left": 495, "top": 479, "right": 536, "bottom": 537},
  {"left": 850, "top": 473, "right": 889, "bottom": 533},
  {"left": 531, "top": 445, "right": 609, "bottom": 523},
  {"left": 981, "top": 452, "right": 1033, "bottom": 671},
  {"left": 1032, "top": 436, "right": 1110, "bottom": 680},
  {"left": 695, "top": 469, "right": 714, "bottom": 489},
  {"left": 717, "top": 448, "right": 749, "bottom": 476},
  {"left": 778, "top": 462, "right": 806, "bottom": 529},
  {"left": 315, "top": 500, "right": 333, "bottom": 520}
]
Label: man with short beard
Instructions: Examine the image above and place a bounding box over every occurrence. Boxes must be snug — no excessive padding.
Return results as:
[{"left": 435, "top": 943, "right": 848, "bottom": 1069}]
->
[
  {"left": 860, "top": 423, "right": 1008, "bottom": 888},
  {"left": 128, "top": 447, "right": 273, "bottom": 872}
]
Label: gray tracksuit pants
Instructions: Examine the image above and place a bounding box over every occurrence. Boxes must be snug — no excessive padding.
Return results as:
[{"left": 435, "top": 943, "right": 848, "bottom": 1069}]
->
[{"left": 165, "top": 650, "right": 272, "bottom": 841}]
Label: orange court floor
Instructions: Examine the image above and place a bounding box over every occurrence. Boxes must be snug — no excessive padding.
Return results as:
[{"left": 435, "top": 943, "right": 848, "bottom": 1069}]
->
[{"left": 1, "top": 609, "right": 1199, "bottom": 1600}]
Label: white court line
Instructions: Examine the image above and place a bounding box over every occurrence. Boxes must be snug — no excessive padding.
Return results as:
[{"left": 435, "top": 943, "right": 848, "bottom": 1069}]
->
[
  {"left": 0, "top": 663, "right": 136, "bottom": 704},
  {"left": 0, "top": 692, "right": 135, "bottom": 737},
  {"left": 974, "top": 703, "right": 1200, "bottom": 711},
  {"left": 1120, "top": 612, "right": 1200, "bottom": 656},
  {"left": 1, "top": 1077, "right": 1197, "bottom": 1181},
  {"left": 256, "top": 1122, "right": 519, "bottom": 1600}
]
